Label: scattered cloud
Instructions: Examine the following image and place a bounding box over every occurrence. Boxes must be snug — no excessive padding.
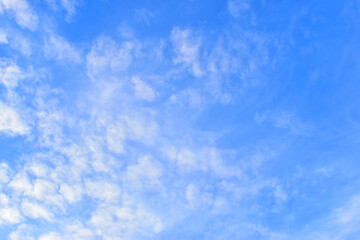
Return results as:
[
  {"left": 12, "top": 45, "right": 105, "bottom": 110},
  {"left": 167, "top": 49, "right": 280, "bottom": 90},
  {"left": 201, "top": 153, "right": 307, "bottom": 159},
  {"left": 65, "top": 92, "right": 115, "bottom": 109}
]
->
[
  {"left": 0, "top": 1, "right": 356, "bottom": 239},
  {"left": 38, "top": 232, "right": 62, "bottom": 240},
  {"left": 0, "top": 30, "right": 8, "bottom": 44},
  {"left": 0, "top": 101, "right": 29, "bottom": 136},
  {"left": 0, "top": 197, "right": 22, "bottom": 224},
  {"left": 85, "top": 179, "right": 122, "bottom": 202},
  {"left": 9, "top": 224, "right": 35, "bottom": 240},
  {"left": 46, "top": 0, "right": 80, "bottom": 21},
  {"left": 124, "top": 155, "right": 163, "bottom": 191},
  {"left": 44, "top": 34, "right": 81, "bottom": 63},
  {"left": 185, "top": 184, "right": 214, "bottom": 209},
  {"left": 59, "top": 183, "right": 82, "bottom": 203},
  {"left": 255, "top": 110, "right": 310, "bottom": 134},
  {"left": 0, "top": 59, "right": 25, "bottom": 88},
  {"left": 0, "top": 0, "right": 38, "bottom": 30},
  {"left": 21, "top": 200, "right": 54, "bottom": 221},
  {"left": 86, "top": 36, "right": 139, "bottom": 81},
  {"left": 132, "top": 76, "right": 156, "bottom": 102},
  {"left": 171, "top": 28, "right": 203, "bottom": 77},
  {"left": 335, "top": 195, "right": 360, "bottom": 224},
  {"left": 0, "top": 163, "right": 10, "bottom": 184},
  {"left": 59, "top": 0, "right": 80, "bottom": 21}
]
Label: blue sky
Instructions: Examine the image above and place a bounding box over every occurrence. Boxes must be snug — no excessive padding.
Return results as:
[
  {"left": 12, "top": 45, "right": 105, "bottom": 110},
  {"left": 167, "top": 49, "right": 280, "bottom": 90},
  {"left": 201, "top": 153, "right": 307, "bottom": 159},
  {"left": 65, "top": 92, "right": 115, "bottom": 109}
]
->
[{"left": 0, "top": 0, "right": 360, "bottom": 239}]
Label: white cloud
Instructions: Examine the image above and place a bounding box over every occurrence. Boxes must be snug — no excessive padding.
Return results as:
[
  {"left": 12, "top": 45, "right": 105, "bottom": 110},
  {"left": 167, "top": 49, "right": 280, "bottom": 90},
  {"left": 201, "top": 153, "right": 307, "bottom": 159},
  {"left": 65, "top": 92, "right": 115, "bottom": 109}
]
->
[
  {"left": 27, "top": 164, "right": 48, "bottom": 178},
  {"left": 38, "top": 232, "right": 61, "bottom": 240},
  {"left": 0, "top": 29, "right": 32, "bottom": 55},
  {"left": 8, "top": 173, "right": 32, "bottom": 193},
  {"left": 21, "top": 200, "right": 54, "bottom": 221},
  {"left": 0, "top": 163, "right": 9, "bottom": 184},
  {"left": 9, "top": 31, "right": 32, "bottom": 55},
  {"left": 170, "top": 88, "right": 204, "bottom": 109},
  {"left": 0, "top": 206, "right": 22, "bottom": 224},
  {"left": 24, "top": 179, "right": 63, "bottom": 208},
  {"left": 245, "top": 223, "right": 288, "bottom": 240},
  {"left": 176, "top": 148, "right": 197, "bottom": 170},
  {"left": 0, "top": 59, "right": 25, "bottom": 88},
  {"left": 296, "top": 194, "right": 360, "bottom": 239},
  {"left": 124, "top": 155, "right": 162, "bottom": 191},
  {"left": 46, "top": 0, "right": 80, "bottom": 21},
  {"left": 273, "top": 112, "right": 298, "bottom": 129},
  {"left": 105, "top": 114, "right": 158, "bottom": 150},
  {"left": 59, "top": 0, "right": 79, "bottom": 21},
  {"left": 86, "top": 37, "right": 138, "bottom": 81},
  {"left": 166, "top": 146, "right": 242, "bottom": 178},
  {"left": 34, "top": 97, "right": 68, "bottom": 149},
  {"left": 106, "top": 124, "right": 126, "bottom": 154},
  {"left": 255, "top": 110, "right": 309, "bottom": 135},
  {"left": 85, "top": 180, "right": 121, "bottom": 202},
  {"left": 0, "top": 193, "right": 9, "bottom": 205},
  {"left": 84, "top": 139, "right": 115, "bottom": 173},
  {"left": 272, "top": 185, "right": 288, "bottom": 211},
  {"left": 9, "top": 224, "right": 35, "bottom": 240},
  {"left": 132, "top": 76, "right": 155, "bottom": 102},
  {"left": 335, "top": 195, "right": 360, "bottom": 224},
  {"left": 0, "top": 30, "right": 8, "bottom": 44},
  {"left": 0, "top": 101, "right": 29, "bottom": 136},
  {"left": 89, "top": 202, "right": 163, "bottom": 239},
  {"left": 171, "top": 28, "right": 203, "bottom": 77},
  {"left": 0, "top": 5, "right": 294, "bottom": 239},
  {"left": 0, "top": 193, "right": 22, "bottom": 225},
  {"left": 44, "top": 35, "right": 81, "bottom": 63},
  {"left": 185, "top": 184, "right": 213, "bottom": 209},
  {"left": 117, "top": 22, "right": 136, "bottom": 39},
  {"left": 59, "top": 183, "right": 82, "bottom": 203},
  {"left": 0, "top": 0, "right": 38, "bottom": 30},
  {"left": 65, "top": 220, "right": 94, "bottom": 240},
  {"left": 125, "top": 115, "right": 158, "bottom": 144}
]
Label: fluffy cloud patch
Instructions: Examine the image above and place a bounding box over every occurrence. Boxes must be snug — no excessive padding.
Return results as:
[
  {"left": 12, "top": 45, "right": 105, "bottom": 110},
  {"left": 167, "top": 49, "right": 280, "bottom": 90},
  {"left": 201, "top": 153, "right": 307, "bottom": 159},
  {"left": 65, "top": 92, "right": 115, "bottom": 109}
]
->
[
  {"left": 21, "top": 200, "right": 53, "bottom": 221},
  {"left": 0, "top": 194, "right": 22, "bottom": 224},
  {"left": 86, "top": 37, "right": 138, "bottom": 81},
  {"left": 0, "top": 102, "right": 29, "bottom": 136},
  {"left": 85, "top": 180, "right": 121, "bottom": 202},
  {"left": 0, "top": 0, "right": 38, "bottom": 30},
  {"left": 132, "top": 76, "right": 155, "bottom": 102},
  {"left": 0, "top": 59, "right": 24, "bottom": 88},
  {"left": 171, "top": 28, "right": 203, "bottom": 77},
  {"left": 44, "top": 35, "right": 81, "bottom": 63},
  {"left": 124, "top": 155, "right": 163, "bottom": 191},
  {"left": 0, "top": 30, "right": 8, "bottom": 44}
]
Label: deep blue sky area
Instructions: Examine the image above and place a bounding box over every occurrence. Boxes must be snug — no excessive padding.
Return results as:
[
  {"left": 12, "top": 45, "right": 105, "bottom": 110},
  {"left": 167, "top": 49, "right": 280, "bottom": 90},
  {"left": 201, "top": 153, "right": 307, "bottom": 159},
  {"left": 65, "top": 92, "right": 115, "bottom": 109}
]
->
[{"left": 0, "top": 0, "right": 360, "bottom": 239}]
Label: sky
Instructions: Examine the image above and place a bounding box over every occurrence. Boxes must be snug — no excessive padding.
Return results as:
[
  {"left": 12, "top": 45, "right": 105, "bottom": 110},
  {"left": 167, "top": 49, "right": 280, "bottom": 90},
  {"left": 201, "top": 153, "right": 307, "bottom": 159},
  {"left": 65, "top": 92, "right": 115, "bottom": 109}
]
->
[{"left": 0, "top": 0, "right": 360, "bottom": 239}]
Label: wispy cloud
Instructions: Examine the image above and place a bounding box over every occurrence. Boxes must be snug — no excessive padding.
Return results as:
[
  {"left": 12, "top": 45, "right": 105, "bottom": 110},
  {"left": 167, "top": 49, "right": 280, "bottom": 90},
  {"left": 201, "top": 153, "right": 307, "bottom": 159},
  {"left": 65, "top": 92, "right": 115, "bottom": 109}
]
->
[
  {"left": 255, "top": 109, "right": 310, "bottom": 135},
  {"left": 46, "top": 0, "right": 80, "bottom": 21},
  {"left": 44, "top": 34, "right": 81, "bottom": 63},
  {"left": 0, "top": 0, "right": 357, "bottom": 239},
  {"left": 132, "top": 76, "right": 156, "bottom": 102},
  {"left": 0, "top": 0, "right": 38, "bottom": 30},
  {"left": 171, "top": 28, "right": 203, "bottom": 77},
  {"left": 0, "top": 101, "right": 29, "bottom": 136},
  {"left": 21, "top": 200, "right": 54, "bottom": 221}
]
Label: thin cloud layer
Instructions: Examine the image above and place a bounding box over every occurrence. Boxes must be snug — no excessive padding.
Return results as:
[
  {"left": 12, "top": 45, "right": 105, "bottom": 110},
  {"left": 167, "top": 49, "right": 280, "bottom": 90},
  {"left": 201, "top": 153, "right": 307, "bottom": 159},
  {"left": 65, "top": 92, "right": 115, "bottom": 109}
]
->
[{"left": 0, "top": 0, "right": 359, "bottom": 239}]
